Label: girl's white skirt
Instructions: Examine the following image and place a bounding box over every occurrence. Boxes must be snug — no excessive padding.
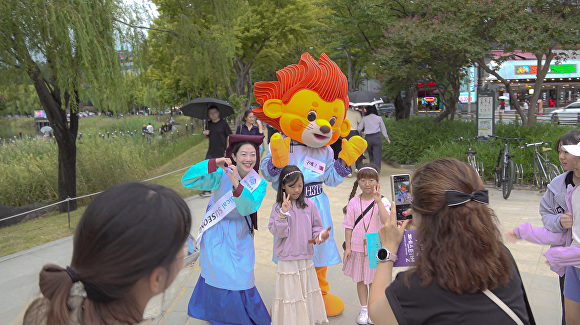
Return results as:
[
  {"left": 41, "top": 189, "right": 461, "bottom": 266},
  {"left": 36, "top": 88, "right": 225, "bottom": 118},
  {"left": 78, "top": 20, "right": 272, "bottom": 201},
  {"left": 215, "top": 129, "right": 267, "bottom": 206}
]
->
[{"left": 271, "top": 259, "right": 328, "bottom": 325}]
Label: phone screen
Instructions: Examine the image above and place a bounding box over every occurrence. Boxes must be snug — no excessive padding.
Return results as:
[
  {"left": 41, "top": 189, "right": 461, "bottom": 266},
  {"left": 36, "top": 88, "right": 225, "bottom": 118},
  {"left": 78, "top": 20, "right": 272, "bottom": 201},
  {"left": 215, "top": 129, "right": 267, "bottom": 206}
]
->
[{"left": 392, "top": 174, "right": 412, "bottom": 220}]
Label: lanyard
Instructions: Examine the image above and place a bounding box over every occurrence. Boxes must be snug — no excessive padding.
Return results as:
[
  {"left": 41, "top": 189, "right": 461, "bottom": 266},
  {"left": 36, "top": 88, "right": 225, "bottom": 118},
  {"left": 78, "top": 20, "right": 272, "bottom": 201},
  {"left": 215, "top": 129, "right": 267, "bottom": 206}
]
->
[{"left": 359, "top": 196, "right": 375, "bottom": 233}]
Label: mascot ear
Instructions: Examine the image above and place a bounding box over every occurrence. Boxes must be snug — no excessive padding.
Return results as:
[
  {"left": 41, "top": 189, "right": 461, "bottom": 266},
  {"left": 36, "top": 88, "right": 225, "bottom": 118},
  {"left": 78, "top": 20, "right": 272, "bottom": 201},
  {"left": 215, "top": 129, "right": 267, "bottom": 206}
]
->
[
  {"left": 340, "top": 118, "right": 351, "bottom": 137},
  {"left": 263, "top": 99, "right": 284, "bottom": 118}
]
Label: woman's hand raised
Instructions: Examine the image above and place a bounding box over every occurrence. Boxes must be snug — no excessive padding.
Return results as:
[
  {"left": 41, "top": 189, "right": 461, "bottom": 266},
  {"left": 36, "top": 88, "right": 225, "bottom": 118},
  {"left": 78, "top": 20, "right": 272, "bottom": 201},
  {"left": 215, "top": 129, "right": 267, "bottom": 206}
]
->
[{"left": 378, "top": 204, "right": 411, "bottom": 252}]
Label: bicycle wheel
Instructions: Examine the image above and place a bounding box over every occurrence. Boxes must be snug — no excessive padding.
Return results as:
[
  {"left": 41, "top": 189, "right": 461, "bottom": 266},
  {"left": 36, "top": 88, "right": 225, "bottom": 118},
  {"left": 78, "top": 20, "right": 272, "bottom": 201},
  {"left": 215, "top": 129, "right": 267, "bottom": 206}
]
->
[
  {"left": 495, "top": 160, "right": 503, "bottom": 187},
  {"left": 547, "top": 163, "right": 560, "bottom": 183},
  {"left": 502, "top": 160, "right": 515, "bottom": 199},
  {"left": 533, "top": 156, "right": 543, "bottom": 189}
]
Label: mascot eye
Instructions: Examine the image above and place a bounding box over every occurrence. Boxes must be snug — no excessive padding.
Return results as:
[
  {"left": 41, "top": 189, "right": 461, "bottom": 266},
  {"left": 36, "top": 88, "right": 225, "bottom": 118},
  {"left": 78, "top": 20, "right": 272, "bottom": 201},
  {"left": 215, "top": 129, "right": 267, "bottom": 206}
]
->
[
  {"left": 307, "top": 110, "right": 317, "bottom": 122},
  {"left": 329, "top": 117, "right": 337, "bottom": 126}
]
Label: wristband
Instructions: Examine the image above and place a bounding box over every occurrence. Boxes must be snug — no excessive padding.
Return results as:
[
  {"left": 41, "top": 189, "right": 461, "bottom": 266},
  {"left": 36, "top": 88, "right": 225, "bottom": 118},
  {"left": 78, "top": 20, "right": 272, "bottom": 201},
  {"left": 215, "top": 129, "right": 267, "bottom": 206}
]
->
[{"left": 280, "top": 209, "right": 291, "bottom": 217}]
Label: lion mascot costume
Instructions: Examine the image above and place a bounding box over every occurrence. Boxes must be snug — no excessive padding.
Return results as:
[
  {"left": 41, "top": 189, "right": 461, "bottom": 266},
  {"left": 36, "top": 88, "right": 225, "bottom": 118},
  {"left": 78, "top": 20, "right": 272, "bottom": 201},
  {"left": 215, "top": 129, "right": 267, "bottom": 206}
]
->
[{"left": 254, "top": 52, "right": 367, "bottom": 317}]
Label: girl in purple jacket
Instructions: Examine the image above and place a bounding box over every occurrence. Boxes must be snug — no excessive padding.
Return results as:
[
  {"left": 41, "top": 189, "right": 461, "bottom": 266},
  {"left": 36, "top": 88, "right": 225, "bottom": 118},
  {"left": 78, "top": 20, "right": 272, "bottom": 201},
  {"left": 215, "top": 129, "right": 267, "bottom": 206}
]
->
[
  {"left": 268, "top": 165, "right": 331, "bottom": 325},
  {"left": 506, "top": 137, "right": 580, "bottom": 325}
]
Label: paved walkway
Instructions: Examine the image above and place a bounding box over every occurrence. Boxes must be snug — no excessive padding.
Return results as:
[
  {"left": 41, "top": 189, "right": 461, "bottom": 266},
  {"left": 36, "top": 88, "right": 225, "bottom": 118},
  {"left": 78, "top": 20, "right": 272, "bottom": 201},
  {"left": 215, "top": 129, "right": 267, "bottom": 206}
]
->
[{"left": 0, "top": 162, "right": 561, "bottom": 325}]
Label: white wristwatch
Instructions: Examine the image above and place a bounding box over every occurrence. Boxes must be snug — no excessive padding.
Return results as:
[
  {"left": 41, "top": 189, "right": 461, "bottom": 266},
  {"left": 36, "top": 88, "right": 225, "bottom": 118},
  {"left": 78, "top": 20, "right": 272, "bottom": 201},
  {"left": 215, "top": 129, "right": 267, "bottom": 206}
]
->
[{"left": 376, "top": 248, "right": 397, "bottom": 263}]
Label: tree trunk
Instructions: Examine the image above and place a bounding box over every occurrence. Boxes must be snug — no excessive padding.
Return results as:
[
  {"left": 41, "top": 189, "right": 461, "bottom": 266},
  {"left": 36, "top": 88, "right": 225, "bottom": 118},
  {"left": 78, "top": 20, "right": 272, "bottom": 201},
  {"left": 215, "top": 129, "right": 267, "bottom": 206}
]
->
[
  {"left": 30, "top": 74, "right": 79, "bottom": 212},
  {"left": 475, "top": 58, "right": 529, "bottom": 124},
  {"left": 526, "top": 51, "right": 555, "bottom": 126}
]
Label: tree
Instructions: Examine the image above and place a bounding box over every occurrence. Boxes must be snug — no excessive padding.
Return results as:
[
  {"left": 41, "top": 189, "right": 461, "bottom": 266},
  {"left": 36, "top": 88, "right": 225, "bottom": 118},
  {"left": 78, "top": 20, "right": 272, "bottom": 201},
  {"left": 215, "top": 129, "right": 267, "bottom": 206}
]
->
[
  {"left": 477, "top": 0, "right": 580, "bottom": 126},
  {"left": 232, "top": 0, "right": 322, "bottom": 109},
  {"left": 145, "top": 0, "right": 240, "bottom": 106},
  {"left": 0, "top": 0, "right": 136, "bottom": 210},
  {"left": 372, "top": 0, "right": 478, "bottom": 122},
  {"left": 316, "top": 0, "right": 389, "bottom": 92}
]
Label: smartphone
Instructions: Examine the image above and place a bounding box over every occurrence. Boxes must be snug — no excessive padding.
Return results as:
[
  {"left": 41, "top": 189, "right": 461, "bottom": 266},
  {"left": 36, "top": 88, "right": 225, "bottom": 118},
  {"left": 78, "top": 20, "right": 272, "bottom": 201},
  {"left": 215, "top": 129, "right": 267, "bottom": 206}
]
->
[{"left": 391, "top": 174, "right": 412, "bottom": 220}]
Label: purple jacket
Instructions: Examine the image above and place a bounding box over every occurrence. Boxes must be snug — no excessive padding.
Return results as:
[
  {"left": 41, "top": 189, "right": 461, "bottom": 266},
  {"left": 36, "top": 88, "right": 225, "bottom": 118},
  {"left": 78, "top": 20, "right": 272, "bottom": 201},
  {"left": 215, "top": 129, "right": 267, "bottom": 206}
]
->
[
  {"left": 268, "top": 198, "right": 324, "bottom": 261},
  {"left": 514, "top": 184, "right": 580, "bottom": 276}
]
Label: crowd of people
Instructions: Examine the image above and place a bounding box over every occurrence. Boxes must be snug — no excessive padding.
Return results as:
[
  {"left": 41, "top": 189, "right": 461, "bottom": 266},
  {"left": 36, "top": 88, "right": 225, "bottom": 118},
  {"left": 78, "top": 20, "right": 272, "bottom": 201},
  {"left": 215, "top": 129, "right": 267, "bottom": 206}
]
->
[
  {"left": 21, "top": 102, "right": 574, "bottom": 325},
  {"left": 16, "top": 45, "right": 577, "bottom": 323}
]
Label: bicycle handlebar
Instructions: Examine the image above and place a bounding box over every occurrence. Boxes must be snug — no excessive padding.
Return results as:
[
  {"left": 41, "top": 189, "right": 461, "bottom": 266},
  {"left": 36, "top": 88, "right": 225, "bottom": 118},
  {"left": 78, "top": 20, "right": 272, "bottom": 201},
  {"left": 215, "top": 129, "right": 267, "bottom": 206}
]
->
[
  {"left": 518, "top": 141, "right": 552, "bottom": 149},
  {"left": 488, "top": 135, "right": 526, "bottom": 142},
  {"left": 453, "top": 135, "right": 486, "bottom": 142}
]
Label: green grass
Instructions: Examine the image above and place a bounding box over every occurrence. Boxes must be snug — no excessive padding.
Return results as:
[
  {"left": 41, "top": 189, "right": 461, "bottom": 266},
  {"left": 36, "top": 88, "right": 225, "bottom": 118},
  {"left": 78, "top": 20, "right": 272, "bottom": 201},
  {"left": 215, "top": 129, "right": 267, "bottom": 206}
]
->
[
  {"left": 0, "top": 140, "right": 209, "bottom": 257},
  {"left": 0, "top": 208, "right": 85, "bottom": 257},
  {"left": 0, "top": 115, "right": 204, "bottom": 206}
]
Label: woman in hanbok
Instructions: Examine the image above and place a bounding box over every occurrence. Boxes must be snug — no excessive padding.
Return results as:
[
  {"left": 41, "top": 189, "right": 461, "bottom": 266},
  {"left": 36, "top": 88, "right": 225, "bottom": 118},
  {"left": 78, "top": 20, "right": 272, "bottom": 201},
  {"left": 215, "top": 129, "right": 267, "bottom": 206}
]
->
[{"left": 183, "top": 134, "right": 270, "bottom": 325}]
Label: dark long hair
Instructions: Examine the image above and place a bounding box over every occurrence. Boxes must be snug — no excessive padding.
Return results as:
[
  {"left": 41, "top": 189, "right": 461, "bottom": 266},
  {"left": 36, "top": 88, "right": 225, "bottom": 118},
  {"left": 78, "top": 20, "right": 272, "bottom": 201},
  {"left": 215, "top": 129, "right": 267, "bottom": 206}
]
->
[
  {"left": 24, "top": 183, "right": 192, "bottom": 324},
  {"left": 365, "top": 105, "right": 378, "bottom": 116},
  {"left": 277, "top": 165, "right": 307, "bottom": 209},
  {"left": 556, "top": 129, "right": 580, "bottom": 151},
  {"left": 241, "top": 109, "right": 253, "bottom": 123},
  {"left": 408, "top": 158, "right": 512, "bottom": 294}
]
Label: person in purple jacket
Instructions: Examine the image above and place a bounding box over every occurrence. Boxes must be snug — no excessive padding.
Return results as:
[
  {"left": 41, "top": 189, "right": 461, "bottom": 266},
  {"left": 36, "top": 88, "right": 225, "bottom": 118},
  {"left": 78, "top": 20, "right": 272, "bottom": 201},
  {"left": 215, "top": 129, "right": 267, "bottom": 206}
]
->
[
  {"left": 268, "top": 165, "right": 331, "bottom": 325},
  {"left": 506, "top": 134, "right": 580, "bottom": 325},
  {"left": 540, "top": 130, "right": 580, "bottom": 325}
]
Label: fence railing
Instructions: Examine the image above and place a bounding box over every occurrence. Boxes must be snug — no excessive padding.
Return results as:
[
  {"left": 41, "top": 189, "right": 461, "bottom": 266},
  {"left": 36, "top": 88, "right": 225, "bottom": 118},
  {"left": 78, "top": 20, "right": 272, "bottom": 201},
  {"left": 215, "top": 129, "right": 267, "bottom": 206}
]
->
[{"left": 0, "top": 160, "right": 195, "bottom": 229}]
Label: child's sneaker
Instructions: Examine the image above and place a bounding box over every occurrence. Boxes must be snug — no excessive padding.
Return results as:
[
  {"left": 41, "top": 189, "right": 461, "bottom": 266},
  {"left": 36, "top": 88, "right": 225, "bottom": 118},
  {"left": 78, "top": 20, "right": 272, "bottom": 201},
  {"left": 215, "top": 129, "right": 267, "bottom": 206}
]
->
[
  {"left": 357, "top": 308, "right": 369, "bottom": 324},
  {"left": 368, "top": 317, "right": 374, "bottom": 325}
]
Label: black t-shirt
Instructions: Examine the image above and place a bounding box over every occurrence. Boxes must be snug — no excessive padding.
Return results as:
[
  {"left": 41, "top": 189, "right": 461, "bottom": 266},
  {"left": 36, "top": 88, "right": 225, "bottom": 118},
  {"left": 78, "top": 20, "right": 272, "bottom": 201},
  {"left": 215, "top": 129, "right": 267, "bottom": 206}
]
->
[
  {"left": 386, "top": 258, "right": 533, "bottom": 324},
  {"left": 206, "top": 119, "right": 232, "bottom": 159}
]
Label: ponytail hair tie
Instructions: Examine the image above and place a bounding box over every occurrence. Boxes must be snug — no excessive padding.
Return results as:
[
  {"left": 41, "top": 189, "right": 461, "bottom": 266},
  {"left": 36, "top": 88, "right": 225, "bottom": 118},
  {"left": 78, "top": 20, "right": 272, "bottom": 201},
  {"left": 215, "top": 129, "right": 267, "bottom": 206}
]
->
[{"left": 66, "top": 266, "right": 81, "bottom": 283}]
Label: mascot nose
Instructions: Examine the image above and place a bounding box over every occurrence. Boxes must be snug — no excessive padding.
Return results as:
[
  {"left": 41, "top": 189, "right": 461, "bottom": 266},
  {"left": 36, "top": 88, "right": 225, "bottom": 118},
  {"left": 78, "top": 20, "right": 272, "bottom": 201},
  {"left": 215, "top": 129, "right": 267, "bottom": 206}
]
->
[{"left": 319, "top": 125, "right": 331, "bottom": 134}]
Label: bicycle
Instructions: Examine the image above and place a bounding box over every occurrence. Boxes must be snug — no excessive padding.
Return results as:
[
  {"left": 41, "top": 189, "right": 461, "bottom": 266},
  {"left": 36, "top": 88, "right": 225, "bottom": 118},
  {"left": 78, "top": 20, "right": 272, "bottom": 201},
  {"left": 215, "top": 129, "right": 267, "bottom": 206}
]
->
[
  {"left": 489, "top": 135, "right": 526, "bottom": 199},
  {"left": 453, "top": 136, "right": 485, "bottom": 179},
  {"left": 519, "top": 141, "right": 563, "bottom": 190}
]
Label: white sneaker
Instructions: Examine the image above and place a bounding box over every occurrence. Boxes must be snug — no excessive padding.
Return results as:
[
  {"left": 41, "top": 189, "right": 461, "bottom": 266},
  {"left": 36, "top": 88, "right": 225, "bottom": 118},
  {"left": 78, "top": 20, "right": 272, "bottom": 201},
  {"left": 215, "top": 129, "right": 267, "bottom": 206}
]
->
[
  {"left": 355, "top": 168, "right": 359, "bottom": 173},
  {"left": 368, "top": 317, "right": 374, "bottom": 325},
  {"left": 357, "top": 309, "right": 369, "bottom": 325},
  {"left": 347, "top": 173, "right": 352, "bottom": 178}
]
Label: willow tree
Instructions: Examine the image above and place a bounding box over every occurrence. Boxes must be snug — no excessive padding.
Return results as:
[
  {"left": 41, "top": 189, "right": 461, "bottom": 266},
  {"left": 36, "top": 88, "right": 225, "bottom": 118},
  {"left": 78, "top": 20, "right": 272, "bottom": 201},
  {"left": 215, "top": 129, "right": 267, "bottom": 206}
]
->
[{"left": 0, "top": 0, "right": 135, "bottom": 211}]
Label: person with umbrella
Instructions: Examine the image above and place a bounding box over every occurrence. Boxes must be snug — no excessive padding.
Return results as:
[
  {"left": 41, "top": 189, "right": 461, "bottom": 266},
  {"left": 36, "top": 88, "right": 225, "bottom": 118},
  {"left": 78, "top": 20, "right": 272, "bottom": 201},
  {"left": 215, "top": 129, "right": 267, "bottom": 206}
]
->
[{"left": 200, "top": 105, "right": 232, "bottom": 196}]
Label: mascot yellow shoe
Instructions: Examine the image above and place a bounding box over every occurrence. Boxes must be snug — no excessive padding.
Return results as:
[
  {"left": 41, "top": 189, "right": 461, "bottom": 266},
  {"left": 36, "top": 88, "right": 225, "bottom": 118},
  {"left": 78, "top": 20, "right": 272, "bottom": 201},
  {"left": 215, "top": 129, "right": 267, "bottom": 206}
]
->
[{"left": 316, "top": 266, "right": 345, "bottom": 316}]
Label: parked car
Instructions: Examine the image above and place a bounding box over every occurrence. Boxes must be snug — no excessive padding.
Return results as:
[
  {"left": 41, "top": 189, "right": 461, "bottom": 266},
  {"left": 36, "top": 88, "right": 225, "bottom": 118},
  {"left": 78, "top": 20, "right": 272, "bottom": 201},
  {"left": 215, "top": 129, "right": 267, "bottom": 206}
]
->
[
  {"left": 377, "top": 103, "right": 395, "bottom": 117},
  {"left": 550, "top": 101, "right": 580, "bottom": 125}
]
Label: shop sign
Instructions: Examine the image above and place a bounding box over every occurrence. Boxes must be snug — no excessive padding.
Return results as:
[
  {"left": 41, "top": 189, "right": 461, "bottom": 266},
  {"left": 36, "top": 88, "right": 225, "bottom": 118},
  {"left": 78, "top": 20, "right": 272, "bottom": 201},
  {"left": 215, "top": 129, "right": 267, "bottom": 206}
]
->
[
  {"left": 417, "top": 82, "right": 436, "bottom": 87},
  {"left": 515, "top": 64, "right": 576, "bottom": 75}
]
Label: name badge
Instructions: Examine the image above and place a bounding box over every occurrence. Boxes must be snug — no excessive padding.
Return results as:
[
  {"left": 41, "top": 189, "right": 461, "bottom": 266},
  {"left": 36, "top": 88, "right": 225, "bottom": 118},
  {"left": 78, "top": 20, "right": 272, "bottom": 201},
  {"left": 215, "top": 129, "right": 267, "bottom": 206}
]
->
[
  {"left": 304, "top": 157, "right": 326, "bottom": 174},
  {"left": 240, "top": 169, "right": 262, "bottom": 193}
]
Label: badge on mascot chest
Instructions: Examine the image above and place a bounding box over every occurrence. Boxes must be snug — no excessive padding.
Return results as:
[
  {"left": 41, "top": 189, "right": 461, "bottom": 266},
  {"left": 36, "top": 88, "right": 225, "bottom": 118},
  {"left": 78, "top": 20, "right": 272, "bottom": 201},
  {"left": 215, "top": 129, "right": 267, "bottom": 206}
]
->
[{"left": 304, "top": 156, "right": 326, "bottom": 174}]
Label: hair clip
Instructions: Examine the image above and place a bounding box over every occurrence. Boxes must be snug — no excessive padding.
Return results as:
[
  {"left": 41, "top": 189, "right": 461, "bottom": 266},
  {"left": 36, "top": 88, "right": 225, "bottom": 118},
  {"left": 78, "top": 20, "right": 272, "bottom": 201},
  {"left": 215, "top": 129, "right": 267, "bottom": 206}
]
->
[{"left": 445, "top": 189, "right": 489, "bottom": 207}]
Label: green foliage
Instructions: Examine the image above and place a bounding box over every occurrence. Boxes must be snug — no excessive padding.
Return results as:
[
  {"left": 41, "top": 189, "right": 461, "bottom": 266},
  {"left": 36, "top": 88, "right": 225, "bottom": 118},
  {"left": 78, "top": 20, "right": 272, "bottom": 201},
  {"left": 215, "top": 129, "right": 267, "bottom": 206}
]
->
[
  {"left": 0, "top": 116, "right": 204, "bottom": 207},
  {"left": 383, "top": 117, "right": 575, "bottom": 182},
  {"left": 0, "top": 84, "right": 41, "bottom": 115}
]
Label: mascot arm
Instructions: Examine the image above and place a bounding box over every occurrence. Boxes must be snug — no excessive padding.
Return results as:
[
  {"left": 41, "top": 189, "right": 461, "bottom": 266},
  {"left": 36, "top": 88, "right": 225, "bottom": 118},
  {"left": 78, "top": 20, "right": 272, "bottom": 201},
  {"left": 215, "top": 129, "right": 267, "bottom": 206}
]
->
[
  {"left": 233, "top": 180, "right": 268, "bottom": 217},
  {"left": 269, "top": 133, "right": 291, "bottom": 168},
  {"left": 260, "top": 151, "right": 281, "bottom": 179},
  {"left": 338, "top": 136, "right": 367, "bottom": 167},
  {"left": 182, "top": 159, "right": 223, "bottom": 191}
]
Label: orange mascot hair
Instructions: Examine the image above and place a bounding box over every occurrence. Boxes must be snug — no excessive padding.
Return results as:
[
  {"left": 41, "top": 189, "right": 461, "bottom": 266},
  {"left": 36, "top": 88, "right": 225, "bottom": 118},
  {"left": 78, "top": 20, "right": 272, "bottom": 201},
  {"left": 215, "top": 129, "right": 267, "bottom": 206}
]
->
[{"left": 253, "top": 52, "right": 349, "bottom": 132}]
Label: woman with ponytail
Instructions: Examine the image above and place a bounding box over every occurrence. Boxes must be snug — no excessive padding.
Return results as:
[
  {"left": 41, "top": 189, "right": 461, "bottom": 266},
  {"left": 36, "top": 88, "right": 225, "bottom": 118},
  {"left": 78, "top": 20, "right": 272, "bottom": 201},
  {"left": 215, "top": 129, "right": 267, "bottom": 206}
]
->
[{"left": 15, "top": 183, "right": 192, "bottom": 325}]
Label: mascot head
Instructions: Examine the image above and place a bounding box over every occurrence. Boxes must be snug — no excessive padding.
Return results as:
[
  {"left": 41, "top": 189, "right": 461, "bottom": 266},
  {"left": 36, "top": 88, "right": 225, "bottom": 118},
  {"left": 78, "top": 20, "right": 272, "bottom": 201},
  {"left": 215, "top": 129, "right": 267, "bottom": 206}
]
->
[{"left": 253, "top": 53, "right": 350, "bottom": 148}]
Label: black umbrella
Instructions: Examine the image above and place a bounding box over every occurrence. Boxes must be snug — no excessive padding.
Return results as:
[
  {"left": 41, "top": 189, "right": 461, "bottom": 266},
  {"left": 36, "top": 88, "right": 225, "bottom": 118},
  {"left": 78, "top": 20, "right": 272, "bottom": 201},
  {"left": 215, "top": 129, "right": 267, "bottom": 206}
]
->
[
  {"left": 348, "top": 90, "right": 384, "bottom": 107},
  {"left": 180, "top": 97, "right": 235, "bottom": 120}
]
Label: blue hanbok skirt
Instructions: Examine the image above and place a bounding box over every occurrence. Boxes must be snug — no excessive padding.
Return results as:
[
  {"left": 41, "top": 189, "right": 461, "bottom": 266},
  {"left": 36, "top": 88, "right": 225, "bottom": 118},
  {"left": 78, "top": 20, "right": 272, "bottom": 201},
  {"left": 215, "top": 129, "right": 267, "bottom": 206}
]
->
[{"left": 188, "top": 276, "right": 271, "bottom": 325}]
